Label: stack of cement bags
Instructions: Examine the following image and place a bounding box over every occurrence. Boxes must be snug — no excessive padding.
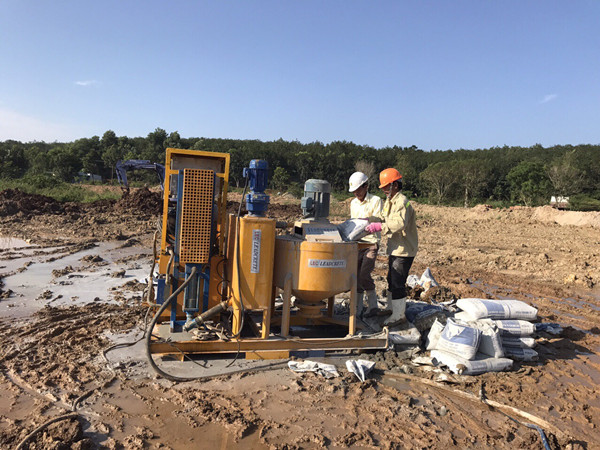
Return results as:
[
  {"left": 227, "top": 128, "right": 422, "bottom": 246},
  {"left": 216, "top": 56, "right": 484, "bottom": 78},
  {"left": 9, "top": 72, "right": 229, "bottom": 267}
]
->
[
  {"left": 454, "top": 298, "right": 540, "bottom": 362},
  {"left": 424, "top": 298, "right": 543, "bottom": 375},
  {"left": 426, "top": 318, "right": 513, "bottom": 375}
]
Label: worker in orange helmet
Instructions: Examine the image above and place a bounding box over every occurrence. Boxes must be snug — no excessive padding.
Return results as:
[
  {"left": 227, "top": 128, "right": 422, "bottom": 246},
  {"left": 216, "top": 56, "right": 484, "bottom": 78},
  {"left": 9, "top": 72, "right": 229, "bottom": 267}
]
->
[{"left": 364, "top": 168, "right": 418, "bottom": 326}]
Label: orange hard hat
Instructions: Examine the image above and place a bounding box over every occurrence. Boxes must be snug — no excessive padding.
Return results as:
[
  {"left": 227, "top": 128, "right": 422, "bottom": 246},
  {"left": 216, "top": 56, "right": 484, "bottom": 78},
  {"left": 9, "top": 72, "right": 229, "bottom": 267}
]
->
[{"left": 379, "top": 168, "right": 402, "bottom": 188}]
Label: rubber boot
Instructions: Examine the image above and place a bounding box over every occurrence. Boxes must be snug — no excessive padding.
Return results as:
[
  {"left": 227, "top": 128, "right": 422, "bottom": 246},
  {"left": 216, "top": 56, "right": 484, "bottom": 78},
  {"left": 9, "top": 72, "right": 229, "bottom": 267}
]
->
[
  {"left": 363, "top": 290, "right": 379, "bottom": 317},
  {"left": 377, "top": 290, "right": 393, "bottom": 316},
  {"left": 383, "top": 297, "right": 407, "bottom": 327},
  {"left": 364, "top": 290, "right": 392, "bottom": 318},
  {"left": 356, "top": 292, "right": 364, "bottom": 317}
]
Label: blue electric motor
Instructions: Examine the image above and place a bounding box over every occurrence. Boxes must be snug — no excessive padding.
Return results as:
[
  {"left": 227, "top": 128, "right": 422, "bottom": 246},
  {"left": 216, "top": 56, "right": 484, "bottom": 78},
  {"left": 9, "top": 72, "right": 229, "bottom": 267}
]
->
[{"left": 243, "top": 160, "right": 270, "bottom": 216}]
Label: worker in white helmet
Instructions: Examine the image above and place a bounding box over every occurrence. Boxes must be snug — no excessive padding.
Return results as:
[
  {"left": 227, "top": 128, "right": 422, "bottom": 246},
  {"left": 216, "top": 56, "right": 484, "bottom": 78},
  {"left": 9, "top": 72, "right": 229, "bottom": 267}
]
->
[{"left": 348, "top": 171, "right": 383, "bottom": 318}]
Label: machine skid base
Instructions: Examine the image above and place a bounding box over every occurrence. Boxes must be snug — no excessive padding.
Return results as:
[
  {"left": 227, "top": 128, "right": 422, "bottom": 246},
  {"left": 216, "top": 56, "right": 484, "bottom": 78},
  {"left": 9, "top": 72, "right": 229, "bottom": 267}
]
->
[{"left": 149, "top": 334, "right": 388, "bottom": 356}]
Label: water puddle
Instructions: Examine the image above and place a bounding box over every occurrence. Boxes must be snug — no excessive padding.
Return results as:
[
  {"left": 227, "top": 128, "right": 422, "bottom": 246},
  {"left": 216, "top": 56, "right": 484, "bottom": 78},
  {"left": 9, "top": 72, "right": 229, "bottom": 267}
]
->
[
  {"left": 1, "top": 241, "right": 151, "bottom": 319},
  {"left": 0, "top": 235, "right": 31, "bottom": 250}
]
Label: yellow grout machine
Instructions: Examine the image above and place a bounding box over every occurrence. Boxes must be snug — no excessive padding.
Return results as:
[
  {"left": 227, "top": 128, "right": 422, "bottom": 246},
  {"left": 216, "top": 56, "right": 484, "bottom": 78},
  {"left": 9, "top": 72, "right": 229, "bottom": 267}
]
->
[{"left": 148, "top": 148, "right": 388, "bottom": 360}]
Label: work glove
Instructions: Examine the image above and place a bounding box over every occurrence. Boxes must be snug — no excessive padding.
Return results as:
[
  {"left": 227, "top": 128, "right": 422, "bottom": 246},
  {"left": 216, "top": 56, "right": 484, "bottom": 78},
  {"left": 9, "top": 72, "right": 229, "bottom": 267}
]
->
[{"left": 365, "top": 222, "right": 382, "bottom": 233}]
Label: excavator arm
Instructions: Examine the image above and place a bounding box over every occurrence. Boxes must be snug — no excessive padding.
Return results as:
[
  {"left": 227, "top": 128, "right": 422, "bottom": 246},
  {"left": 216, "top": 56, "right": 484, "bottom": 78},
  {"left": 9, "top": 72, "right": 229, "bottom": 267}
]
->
[{"left": 116, "top": 160, "right": 166, "bottom": 191}]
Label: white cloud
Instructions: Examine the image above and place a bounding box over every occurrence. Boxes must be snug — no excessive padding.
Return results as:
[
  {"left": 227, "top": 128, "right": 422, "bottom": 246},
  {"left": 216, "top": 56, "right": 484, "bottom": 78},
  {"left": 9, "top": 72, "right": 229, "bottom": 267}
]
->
[
  {"left": 540, "top": 94, "right": 558, "bottom": 104},
  {"left": 0, "top": 108, "right": 87, "bottom": 142},
  {"left": 75, "top": 80, "right": 99, "bottom": 87}
]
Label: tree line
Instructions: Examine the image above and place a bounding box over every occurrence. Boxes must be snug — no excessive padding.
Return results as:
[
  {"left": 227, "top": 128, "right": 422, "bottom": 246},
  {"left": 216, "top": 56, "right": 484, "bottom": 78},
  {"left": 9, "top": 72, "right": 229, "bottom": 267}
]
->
[{"left": 1, "top": 128, "right": 599, "bottom": 210}]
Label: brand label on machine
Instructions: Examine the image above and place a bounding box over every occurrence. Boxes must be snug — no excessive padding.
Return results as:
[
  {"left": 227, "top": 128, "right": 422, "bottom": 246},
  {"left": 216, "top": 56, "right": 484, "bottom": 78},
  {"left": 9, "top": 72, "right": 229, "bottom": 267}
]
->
[
  {"left": 308, "top": 259, "right": 346, "bottom": 268},
  {"left": 251, "top": 229, "right": 261, "bottom": 273}
]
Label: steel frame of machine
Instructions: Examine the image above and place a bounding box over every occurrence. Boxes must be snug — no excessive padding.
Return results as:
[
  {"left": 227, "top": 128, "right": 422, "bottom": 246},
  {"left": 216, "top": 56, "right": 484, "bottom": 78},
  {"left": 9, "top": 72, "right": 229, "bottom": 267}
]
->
[{"left": 149, "top": 148, "right": 388, "bottom": 359}]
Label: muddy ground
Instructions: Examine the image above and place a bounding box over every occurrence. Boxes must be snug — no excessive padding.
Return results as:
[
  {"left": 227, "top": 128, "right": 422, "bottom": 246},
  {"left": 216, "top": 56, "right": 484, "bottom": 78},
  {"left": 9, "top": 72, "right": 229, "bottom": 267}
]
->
[{"left": 0, "top": 187, "right": 599, "bottom": 449}]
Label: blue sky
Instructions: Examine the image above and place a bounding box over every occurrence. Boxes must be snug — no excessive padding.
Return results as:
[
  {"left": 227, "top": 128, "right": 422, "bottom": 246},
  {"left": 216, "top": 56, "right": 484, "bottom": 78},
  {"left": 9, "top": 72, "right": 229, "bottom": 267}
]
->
[{"left": 1, "top": 1, "right": 599, "bottom": 150}]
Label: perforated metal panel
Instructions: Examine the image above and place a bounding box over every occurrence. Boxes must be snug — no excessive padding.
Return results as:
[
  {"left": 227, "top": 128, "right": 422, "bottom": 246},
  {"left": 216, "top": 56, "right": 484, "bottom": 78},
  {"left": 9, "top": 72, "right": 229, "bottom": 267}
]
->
[{"left": 178, "top": 169, "right": 214, "bottom": 264}]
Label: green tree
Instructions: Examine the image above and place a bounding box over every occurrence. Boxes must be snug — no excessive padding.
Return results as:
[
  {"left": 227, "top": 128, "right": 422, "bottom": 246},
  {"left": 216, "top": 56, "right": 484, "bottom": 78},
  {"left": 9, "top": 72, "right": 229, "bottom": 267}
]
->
[
  {"left": 25, "top": 145, "right": 49, "bottom": 175},
  {"left": 547, "top": 150, "right": 585, "bottom": 197},
  {"left": 396, "top": 146, "right": 426, "bottom": 196},
  {"left": 165, "top": 131, "right": 181, "bottom": 150},
  {"left": 144, "top": 128, "right": 168, "bottom": 162},
  {"left": 48, "top": 146, "right": 80, "bottom": 181},
  {"left": 455, "top": 159, "right": 490, "bottom": 207},
  {"left": 271, "top": 166, "right": 290, "bottom": 191},
  {"left": 420, "top": 161, "right": 456, "bottom": 204},
  {"left": 506, "top": 161, "right": 551, "bottom": 206},
  {"left": 101, "top": 130, "right": 118, "bottom": 149},
  {"left": 0, "top": 143, "right": 27, "bottom": 178}
]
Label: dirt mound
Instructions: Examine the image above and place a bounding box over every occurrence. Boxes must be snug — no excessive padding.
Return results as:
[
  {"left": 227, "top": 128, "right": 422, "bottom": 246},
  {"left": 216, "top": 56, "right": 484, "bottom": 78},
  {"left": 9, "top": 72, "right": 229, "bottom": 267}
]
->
[
  {"left": 0, "top": 189, "right": 64, "bottom": 216},
  {"left": 115, "top": 188, "right": 162, "bottom": 215},
  {"left": 532, "top": 205, "right": 600, "bottom": 228}
]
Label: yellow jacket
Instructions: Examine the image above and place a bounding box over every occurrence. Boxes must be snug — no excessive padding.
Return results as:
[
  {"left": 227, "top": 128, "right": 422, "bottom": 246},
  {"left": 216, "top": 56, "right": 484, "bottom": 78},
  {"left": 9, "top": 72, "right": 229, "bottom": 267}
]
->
[{"left": 376, "top": 192, "right": 418, "bottom": 257}]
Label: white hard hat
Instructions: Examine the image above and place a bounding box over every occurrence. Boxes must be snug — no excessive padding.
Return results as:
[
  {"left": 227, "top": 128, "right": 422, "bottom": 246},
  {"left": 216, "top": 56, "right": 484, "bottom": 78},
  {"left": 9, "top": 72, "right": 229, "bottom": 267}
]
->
[{"left": 348, "top": 171, "right": 368, "bottom": 192}]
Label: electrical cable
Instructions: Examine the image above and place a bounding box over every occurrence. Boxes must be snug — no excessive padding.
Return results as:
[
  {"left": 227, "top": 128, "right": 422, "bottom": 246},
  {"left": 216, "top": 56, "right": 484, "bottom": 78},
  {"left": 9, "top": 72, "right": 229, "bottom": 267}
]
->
[
  {"left": 149, "top": 334, "right": 209, "bottom": 369},
  {"left": 225, "top": 175, "right": 250, "bottom": 367},
  {"left": 380, "top": 370, "right": 562, "bottom": 446},
  {"left": 231, "top": 175, "right": 249, "bottom": 337},
  {"left": 479, "top": 381, "right": 552, "bottom": 450},
  {"left": 102, "top": 303, "right": 155, "bottom": 366},
  {"left": 15, "top": 413, "right": 80, "bottom": 450},
  {"left": 15, "top": 388, "right": 97, "bottom": 450},
  {"left": 165, "top": 247, "right": 175, "bottom": 286}
]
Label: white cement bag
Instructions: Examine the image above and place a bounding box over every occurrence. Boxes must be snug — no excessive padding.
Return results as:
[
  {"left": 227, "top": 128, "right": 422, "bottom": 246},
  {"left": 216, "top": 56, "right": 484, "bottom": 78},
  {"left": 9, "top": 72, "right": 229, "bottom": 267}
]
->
[
  {"left": 453, "top": 318, "right": 504, "bottom": 358},
  {"left": 430, "top": 350, "right": 513, "bottom": 375},
  {"left": 494, "top": 319, "right": 536, "bottom": 336},
  {"left": 473, "top": 323, "right": 504, "bottom": 359},
  {"left": 456, "top": 298, "right": 538, "bottom": 320},
  {"left": 389, "top": 325, "right": 421, "bottom": 345},
  {"left": 426, "top": 319, "right": 445, "bottom": 351},
  {"left": 436, "top": 319, "right": 481, "bottom": 360},
  {"left": 454, "top": 311, "right": 476, "bottom": 322},
  {"left": 503, "top": 347, "right": 539, "bottom": 361},
  {"left": 337, "top": 219, "right": 369, "bottom": 241},
  {"left": 501, "top": 336, "right": 536, "bottom": 349}
]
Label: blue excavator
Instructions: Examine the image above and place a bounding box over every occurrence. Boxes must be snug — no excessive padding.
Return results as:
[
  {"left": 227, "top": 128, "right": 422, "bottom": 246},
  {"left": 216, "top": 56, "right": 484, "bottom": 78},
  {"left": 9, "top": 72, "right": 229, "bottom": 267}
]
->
[{"left": 115, "top": 160, "right": 166, "bottom": 193}]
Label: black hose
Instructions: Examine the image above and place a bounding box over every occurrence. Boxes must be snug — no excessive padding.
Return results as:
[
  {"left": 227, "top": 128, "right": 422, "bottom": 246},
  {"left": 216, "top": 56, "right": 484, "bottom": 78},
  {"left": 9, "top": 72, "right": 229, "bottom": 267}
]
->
[
  {"left": 144, "top": 266, "right": 286, "bottom": 382},
  {"left": 145, "top": 267, "right": 201, "bottom": 382}
]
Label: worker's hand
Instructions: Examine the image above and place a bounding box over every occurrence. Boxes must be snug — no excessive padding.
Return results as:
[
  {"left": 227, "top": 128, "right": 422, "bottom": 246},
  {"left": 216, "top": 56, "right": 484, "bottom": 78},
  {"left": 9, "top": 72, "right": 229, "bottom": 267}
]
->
[{"left": 365, "top": 222, "right": 382, "bottom": 233}]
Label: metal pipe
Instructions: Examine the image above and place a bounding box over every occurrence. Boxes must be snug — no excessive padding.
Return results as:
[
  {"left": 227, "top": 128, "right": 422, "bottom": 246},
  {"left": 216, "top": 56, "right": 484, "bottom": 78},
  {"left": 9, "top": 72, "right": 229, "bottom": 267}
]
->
[{"left": 183, "top": 300, "right": 230, "bottom": 331}]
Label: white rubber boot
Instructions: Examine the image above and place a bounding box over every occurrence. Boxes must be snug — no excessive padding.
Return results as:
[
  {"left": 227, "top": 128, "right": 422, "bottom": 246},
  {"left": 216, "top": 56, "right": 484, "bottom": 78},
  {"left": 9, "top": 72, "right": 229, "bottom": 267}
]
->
[
  {"left": 383, "top": 297, "right": 407, "bottom": 327},
  {"left": 356, "top": 292, "right": 364, "bottom": 317},
  {"left": 363, "top": 290, "right": 378, "bottom": 317}
]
